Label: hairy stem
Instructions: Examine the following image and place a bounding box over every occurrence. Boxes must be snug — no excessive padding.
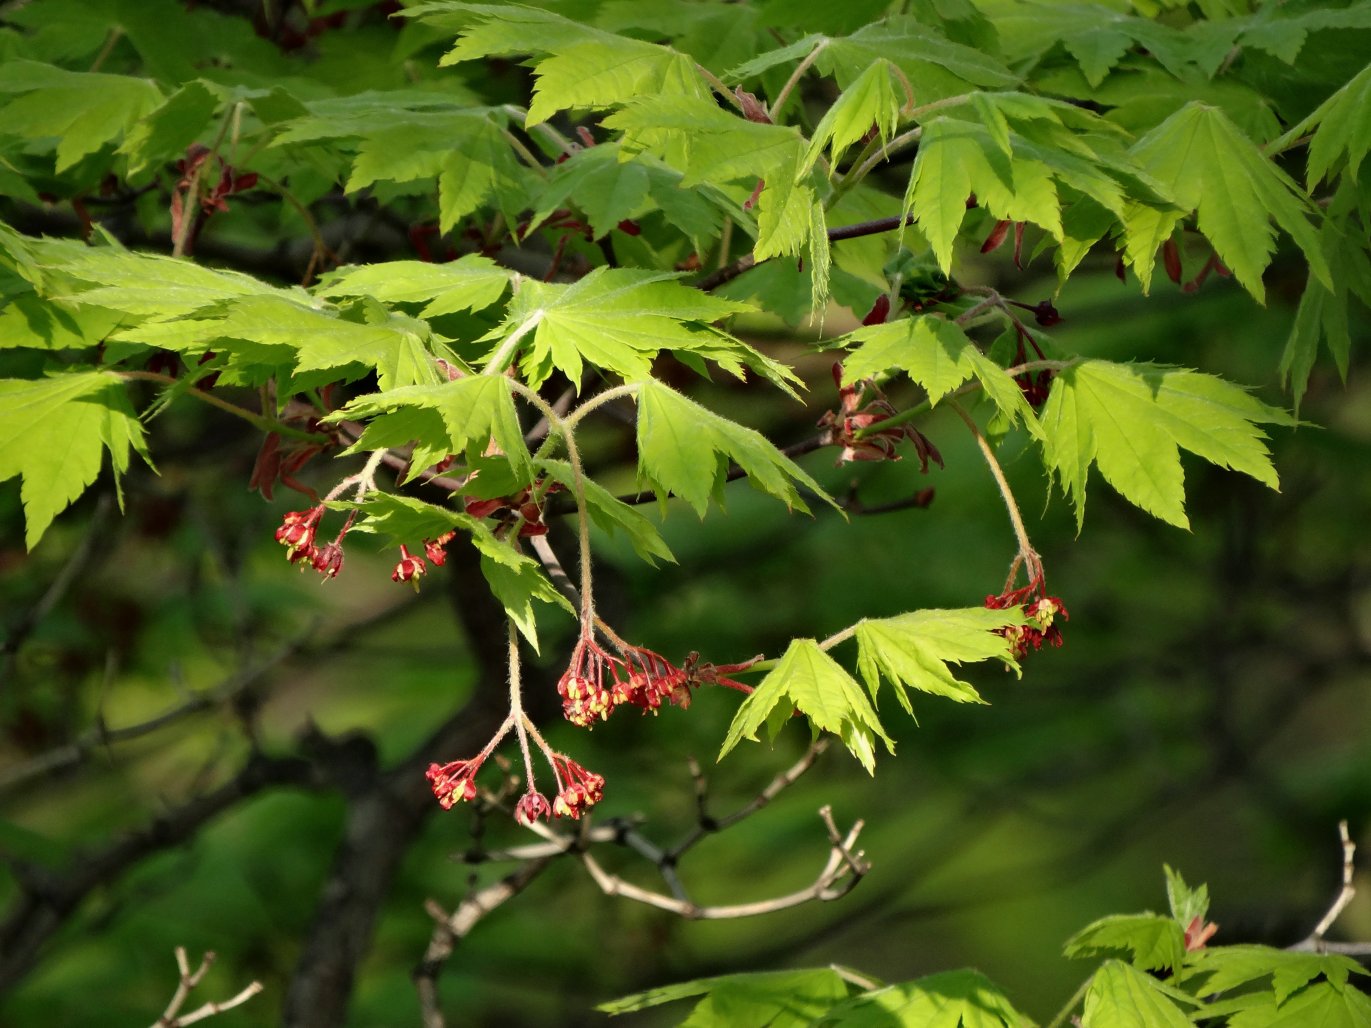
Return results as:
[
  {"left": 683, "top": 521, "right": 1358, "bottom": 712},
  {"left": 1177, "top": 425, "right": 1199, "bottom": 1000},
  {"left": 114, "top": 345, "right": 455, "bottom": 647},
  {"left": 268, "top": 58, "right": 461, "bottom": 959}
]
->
[
  {"left": 950, "top": 399, "right": 1038, "bottom": 576},
  {"left": 481, "top": 305, "right": 541, "bottom": 377},
  {"left": 770, "top": 39, "right": 830, "bottom": 123}
]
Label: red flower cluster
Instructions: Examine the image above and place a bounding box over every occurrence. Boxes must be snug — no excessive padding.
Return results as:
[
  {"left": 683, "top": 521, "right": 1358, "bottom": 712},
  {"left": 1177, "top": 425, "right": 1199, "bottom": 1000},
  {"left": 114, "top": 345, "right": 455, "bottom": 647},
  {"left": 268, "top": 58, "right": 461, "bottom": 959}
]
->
[
  {"left": 275, "top": 505, "right": 353, "bottom": 579},
  {"left": 549, "top": 753, "right": 604, "bottom": 820},
  {"left": 985, "top": 578, "right": 1068, "bottom": 659},
  {"left": 390, "top": 531, "right": 455, "bottom": 589},
  {"left": 558, "top": 637, "right": 756, "bottom": 728},
  {"left": 426, "top": 757, "right": 483, "bottom": 810},
  {"left": 818, "top": 363, "right": 942, "bottom": 470}
]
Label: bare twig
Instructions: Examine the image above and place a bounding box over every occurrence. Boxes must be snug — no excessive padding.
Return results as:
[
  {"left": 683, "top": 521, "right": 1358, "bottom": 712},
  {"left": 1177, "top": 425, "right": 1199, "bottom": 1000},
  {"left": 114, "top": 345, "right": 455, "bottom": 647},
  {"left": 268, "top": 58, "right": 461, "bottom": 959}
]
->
[
  {"left": 580, "top": 806, "right": 867, "bottom": 918},
  {"left": 152, "top": 947, "right": 263, "bottom": 1028},
  {"left": 1288, "top": 821, "right": 1370, "bottom": 954}
]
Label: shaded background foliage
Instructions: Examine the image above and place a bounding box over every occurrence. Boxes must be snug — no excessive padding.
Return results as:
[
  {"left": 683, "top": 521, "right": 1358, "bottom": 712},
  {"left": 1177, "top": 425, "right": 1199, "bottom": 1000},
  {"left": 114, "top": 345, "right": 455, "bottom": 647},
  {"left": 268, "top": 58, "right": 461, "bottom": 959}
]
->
[{"left": 1, "top": 0, "right": 1369, "bottom": 1025}]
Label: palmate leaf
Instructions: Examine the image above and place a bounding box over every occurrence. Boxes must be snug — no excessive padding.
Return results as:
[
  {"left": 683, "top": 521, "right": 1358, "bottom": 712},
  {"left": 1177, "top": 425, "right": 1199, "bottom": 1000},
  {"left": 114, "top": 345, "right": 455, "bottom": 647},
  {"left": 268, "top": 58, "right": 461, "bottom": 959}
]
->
[
  {"left": 719, "top": 638, "right": 893, "bottom": 774},
  {"left": 1273, "top": 60, "right": 1371, "bottom": 188},
  {"left": 316, "top": 255, "right": 511, "bottom": 319},
  {"left": 331, "top": 492, "right": 571, "bottom": 649},
  {"left": 1065, "top": 914, "right": 1185, "bottom": 972},
  {"left": 853, "top": 607, "right": 1027, "bottom": 715},
  {"left": 803, "top": 58, "right": 907, "bottom": 173},
  {"left": 1123, "top": 102, "right": 1331, "bottom": 302},
  {"left": 0, "top": 372, "right": 151, "bottom": 549},
  {"left": 1081, "top": 961, "right": 1193, "bottom": 1028},
  {"left": 1038, "top": 360, "right": 1295, "bottom": 531},
  {"left": 0, "top": 60, "right": 162, "bottom": 171},
  {"left": 1226, "top": 981, "right": 1371, "bottom": 1028},
  {"left": 634, "top": 378, "right": 833, "bottom": 517},
  {"left": 841, "top": 315, "right": 1042, "bottom": 435},
  {"left": 1180, "top": 945, "right": 1369, "bottom": 1005},
  {"left": 599, "top": 968, "right": 856, "bottom": 1020},
  {"left": 110, "top": 294, "right": 442, "bottom": 391},
  {"left": 489, "top": 267, "right": 791, "bottom": 393},
  {"left": 327, "top": 375, "right": 534, "bottom": 485},
  {"left": 820, "top": 969, "right": 1032, "bottom": 1027}
]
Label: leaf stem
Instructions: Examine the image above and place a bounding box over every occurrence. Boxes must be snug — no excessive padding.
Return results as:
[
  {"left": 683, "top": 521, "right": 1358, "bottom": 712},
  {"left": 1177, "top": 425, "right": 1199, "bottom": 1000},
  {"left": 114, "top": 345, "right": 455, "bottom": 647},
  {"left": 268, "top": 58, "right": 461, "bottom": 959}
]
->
[
  {"left": 695, "top": 63, "right": 746, "bottom": 113},
  {"left": 117, "top": 371, "right": 329, "bottom": 443},
  {"left": 770, "top": 39, "right": 830, "bottom": 123},
  {"left": 482, "top": 305, "right": 541, "bottom": 376},
  {"left": 563, "top": 383, "right": 641, "bottom": 430},
  {"left": 1045, "top": 973, "right": 1093, "bottom": 1028},
  {"left": 504, "top": 620, "right": 540, "bottom": 794},
  {"left": 173, "top": 103, "right": 239, "bottom": 258},
  {"left": 949, "top": 398, "right": 1039, "bottom": 580}
]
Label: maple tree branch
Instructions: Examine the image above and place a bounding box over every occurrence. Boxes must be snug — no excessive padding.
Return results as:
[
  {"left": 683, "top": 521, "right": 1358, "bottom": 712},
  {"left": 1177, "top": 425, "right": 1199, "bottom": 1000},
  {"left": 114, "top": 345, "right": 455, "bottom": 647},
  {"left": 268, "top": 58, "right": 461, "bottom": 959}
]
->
[
  {"left": 117, "top": 371, "right": 329, "bottom": 443},
  {"left": 152, "top": 948, "right": 263, "bottom": 1028},
  {"left": 1287, "top": 820, "right": 1371, "bottom": 955}
]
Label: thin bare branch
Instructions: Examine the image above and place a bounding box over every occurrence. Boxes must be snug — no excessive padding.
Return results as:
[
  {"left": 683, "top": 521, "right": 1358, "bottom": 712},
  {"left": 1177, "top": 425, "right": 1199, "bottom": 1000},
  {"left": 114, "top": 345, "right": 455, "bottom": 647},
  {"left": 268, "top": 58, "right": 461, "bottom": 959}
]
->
[
  {"left": 1288, "top": 820, "right": 1367, "bottom": 954},
  {"left": 151, "top": 947, "right": 263, "bottom": 1027}
]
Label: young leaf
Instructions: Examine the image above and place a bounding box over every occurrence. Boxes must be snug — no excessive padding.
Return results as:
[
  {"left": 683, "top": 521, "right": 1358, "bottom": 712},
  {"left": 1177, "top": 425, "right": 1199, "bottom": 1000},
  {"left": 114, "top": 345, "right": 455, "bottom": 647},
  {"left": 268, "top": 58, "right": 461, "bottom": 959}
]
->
[
  {"left": 719, "top": 638, "right": 894, "bottom": 774},
  {"left": 316, "top": 256, "right": 510, "bottom": 319},
  {"left": 537, "top": 460, "right": 674, "bottom": 567},
  {"left": 1038, "top": 360, "right": 1295, "bottom": 531},
  {"left": 1124, "top": 102, "right": 1331, "bottom": 301},
  {"left": 525, "top": 39, "right": 708, "bottom": 126},
  {"left": 1181, "top": 945, "right": 1369, "bottom": 1005},
  {"left": 1225, "top": 980, "right": 1371, "bottom": 1028},
  {"left": 1081, "top": 961, "right": 1192, "bottom": 1028},
  {"left": 1065, "top": 914, "right": 1186, "bottom": 972},
  {"left": 1163, "top": 865, "right": 1210, "bottom": 929},
  {"left": 635, "top": 379, "right": 833, "bottom": 517},
  {"left": 598, "top": 968, "right": 855, "bottom": 1018},
  {"left": 0, "top": 373, "right": 150, "bottom": 549},
  {"left": 854, "top": 607, "right": 1027, "bottom": 714},
  {"left": 329, "top": 375, "right": 534, "bottom": 485},
  {"left": 0, "top": 60, "right": 162, "bottom": 171},
  {"left": 820, "top": 969, "right": 1031, "bottom": 1027},
  {"left": 802, "top": 58, "right": 906, "bottom": 173}
]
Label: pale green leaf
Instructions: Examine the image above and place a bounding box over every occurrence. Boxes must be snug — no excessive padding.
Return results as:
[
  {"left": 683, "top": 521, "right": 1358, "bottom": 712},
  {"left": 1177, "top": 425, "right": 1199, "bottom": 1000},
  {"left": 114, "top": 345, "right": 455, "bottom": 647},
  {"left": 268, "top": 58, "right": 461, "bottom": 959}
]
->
[
  {"left": 1182, "top": 945, "right": 1368, "bottom": 1005},
  {"left": 719, "top": 638, "right": 892, "bottom": 773},
  {"left": 854, "top": 607, "right": 1026, "bottom": 715},
  {"left": 117, "top": 79, "right": 223, "bottom": 176},
  {"left": 599, "top": 968, "right": 853, "bottom": 1018},
  {"left": 1039, "top": 361, "right": 1293, "bottom": 530},
  {"left": 1125, "top": 103, "right": 1330, "bottom": 301},
  {"left": 820, "top": 969, "right": 1032, "bottom": 1027},
  {"left": 1163, "top": 865, "right": 1209, "bottom": 928},
  {"left": 803, "top": 58, "right": 906, "bottom": 173},
  {"left": 527, "top": 40, "right": 707, "bottom": 126},
  {"left": 0, "top": 373, "right": 149, "bottom": 549},
  {"left": 1227, "top": 981, "right": 1371, "bottom": 1028},
  {"left": 635, "top": 379, "right": 833, "bottom": 516},
  {"left": 1081, "top": 961, "right": 1192, "bottom": 1028},
  {"left": 316, "top": 256, "right": 510, "bottom": 319},
  {"left": 1065, "top": 914, "right": 1186, "bottom": 972}
]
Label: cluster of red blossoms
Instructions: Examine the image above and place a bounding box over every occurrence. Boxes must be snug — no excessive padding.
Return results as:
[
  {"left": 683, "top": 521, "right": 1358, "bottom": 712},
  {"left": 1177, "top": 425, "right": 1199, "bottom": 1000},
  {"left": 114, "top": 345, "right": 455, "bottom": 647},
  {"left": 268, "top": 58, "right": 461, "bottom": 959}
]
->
[
  {"left": 275, "top": 506, "right": 455, "bottom": 588},
  {"left": 275, "top": 505, "right": 352, "bottom": 578},
  {"left": 557, "top": 636, "right": 753, "bottom": 728},
  {"left": 985, "top": 578, "right": 1068, "bottom": 659},
  {"left": 463, "top": 480, "right": 560, "bottom": 538},
  {"left": 426, "top": 751, "right": 605, "bottom": 823}
]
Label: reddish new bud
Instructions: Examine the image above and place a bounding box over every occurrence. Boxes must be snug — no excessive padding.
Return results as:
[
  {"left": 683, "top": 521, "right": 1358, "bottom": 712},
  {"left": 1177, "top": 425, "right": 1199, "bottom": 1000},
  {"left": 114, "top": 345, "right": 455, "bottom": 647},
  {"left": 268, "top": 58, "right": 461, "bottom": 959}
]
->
[{"left": 311, "top": 541, "right": 345, "bottom": 578}]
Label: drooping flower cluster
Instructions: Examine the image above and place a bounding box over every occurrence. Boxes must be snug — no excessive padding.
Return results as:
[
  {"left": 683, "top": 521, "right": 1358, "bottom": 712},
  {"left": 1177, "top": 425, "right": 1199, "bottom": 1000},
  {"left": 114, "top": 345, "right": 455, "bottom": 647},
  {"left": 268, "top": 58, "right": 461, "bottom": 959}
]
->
[
  {"left": 275, "top": 505, "right": 354, "bottom": 579},
  {"left": 818, "top": 363, "right": 942, "bottom": 470},
  {"left": 558, "top": 635, "right": 756, "bottom": 727},
  {"left": 425, "top": 757, "right": 483, "bottom": 810},
  {"left": 548, "top": 753, "right": 604, "bottom": 820},
  {"left": 985, "top": 578, "right": 1068, "bottom": 659},
  {"left": 425, "top": 748, "right": 606, "bottom": 824},
  {"left": 389, "top": 531, "right": 455, "bottom": 589}
]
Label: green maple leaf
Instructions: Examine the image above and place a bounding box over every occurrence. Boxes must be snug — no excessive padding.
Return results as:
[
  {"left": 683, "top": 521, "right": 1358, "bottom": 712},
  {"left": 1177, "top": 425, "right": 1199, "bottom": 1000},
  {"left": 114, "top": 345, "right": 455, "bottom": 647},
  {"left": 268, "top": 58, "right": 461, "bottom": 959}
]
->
[
  {"left": 1123, "top": 102, "right": 1331, "bottom": 302},
  {"left": 329, "top": 375, "right": 534, "bottom": 486},
  {"left": 316, "top": 255, "right": 511, "bottom": 319},
  {"left": 1226, "top": 981, "right": 1371, "bottom": 1028},
  {"left": 0, "top": 373, "right": 151, "bottom": 549},
  {"left": 333, "top": 492, "right": 570, "bottom": 649},
  {"left": 0, "top": 293, "right": 125, "bottom": 352},
  {"left": 821, "top": 970, "right": 1031, "bottom": 1027},
  {"left": 818, "top": 17, "right": 1018, "bottom": 103},
  {"left": 854, "top": 607, "right": 1027, "bottom": 715},
  {"left": 1081, "top": 961, "right": 1194, "bottom": 1028},
  {"left": 1066, "top": 915, "right": 1186, "bottom": 972},
  {"left": 537, "top": 460, "right": 674, "bottom": 567},
  {"left": 111, "top": 294, "right": 441, "bottom": 391},
  {"left": 634, "top": 378, "right": 832, "bottom": 516},
  {"left": 488, "top": 268, "right": 777, "bottom": 391},
  {"left": 525, "top": 40, "right": 706, "bottom": 126},
  {"left": 1271, "top": 61, "right": 1371, "bottom": 188},
  {"left": 1038, "top": 360, "right": 1295, "bottom": 531},
  {"left": 1181, "top": 946, "right": 1368, "bottom": 1005},
  {"left": 719, "top": 638, "right": 893, "bottom": 774},
  {"left": 803, "top": 58, "right": 907, "bottom": 173},
  {"left": 117, "top": 79, "right": 224, "bottom": 177},
  {"left": 599, "top": 968, "right": 854, "bottom": 1019},
  {"left": 841, "top": 315, "right": 1042, "bottom": 435},
  {"left": 0, "top": 60, "right": 162, "bottom": 171}
]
